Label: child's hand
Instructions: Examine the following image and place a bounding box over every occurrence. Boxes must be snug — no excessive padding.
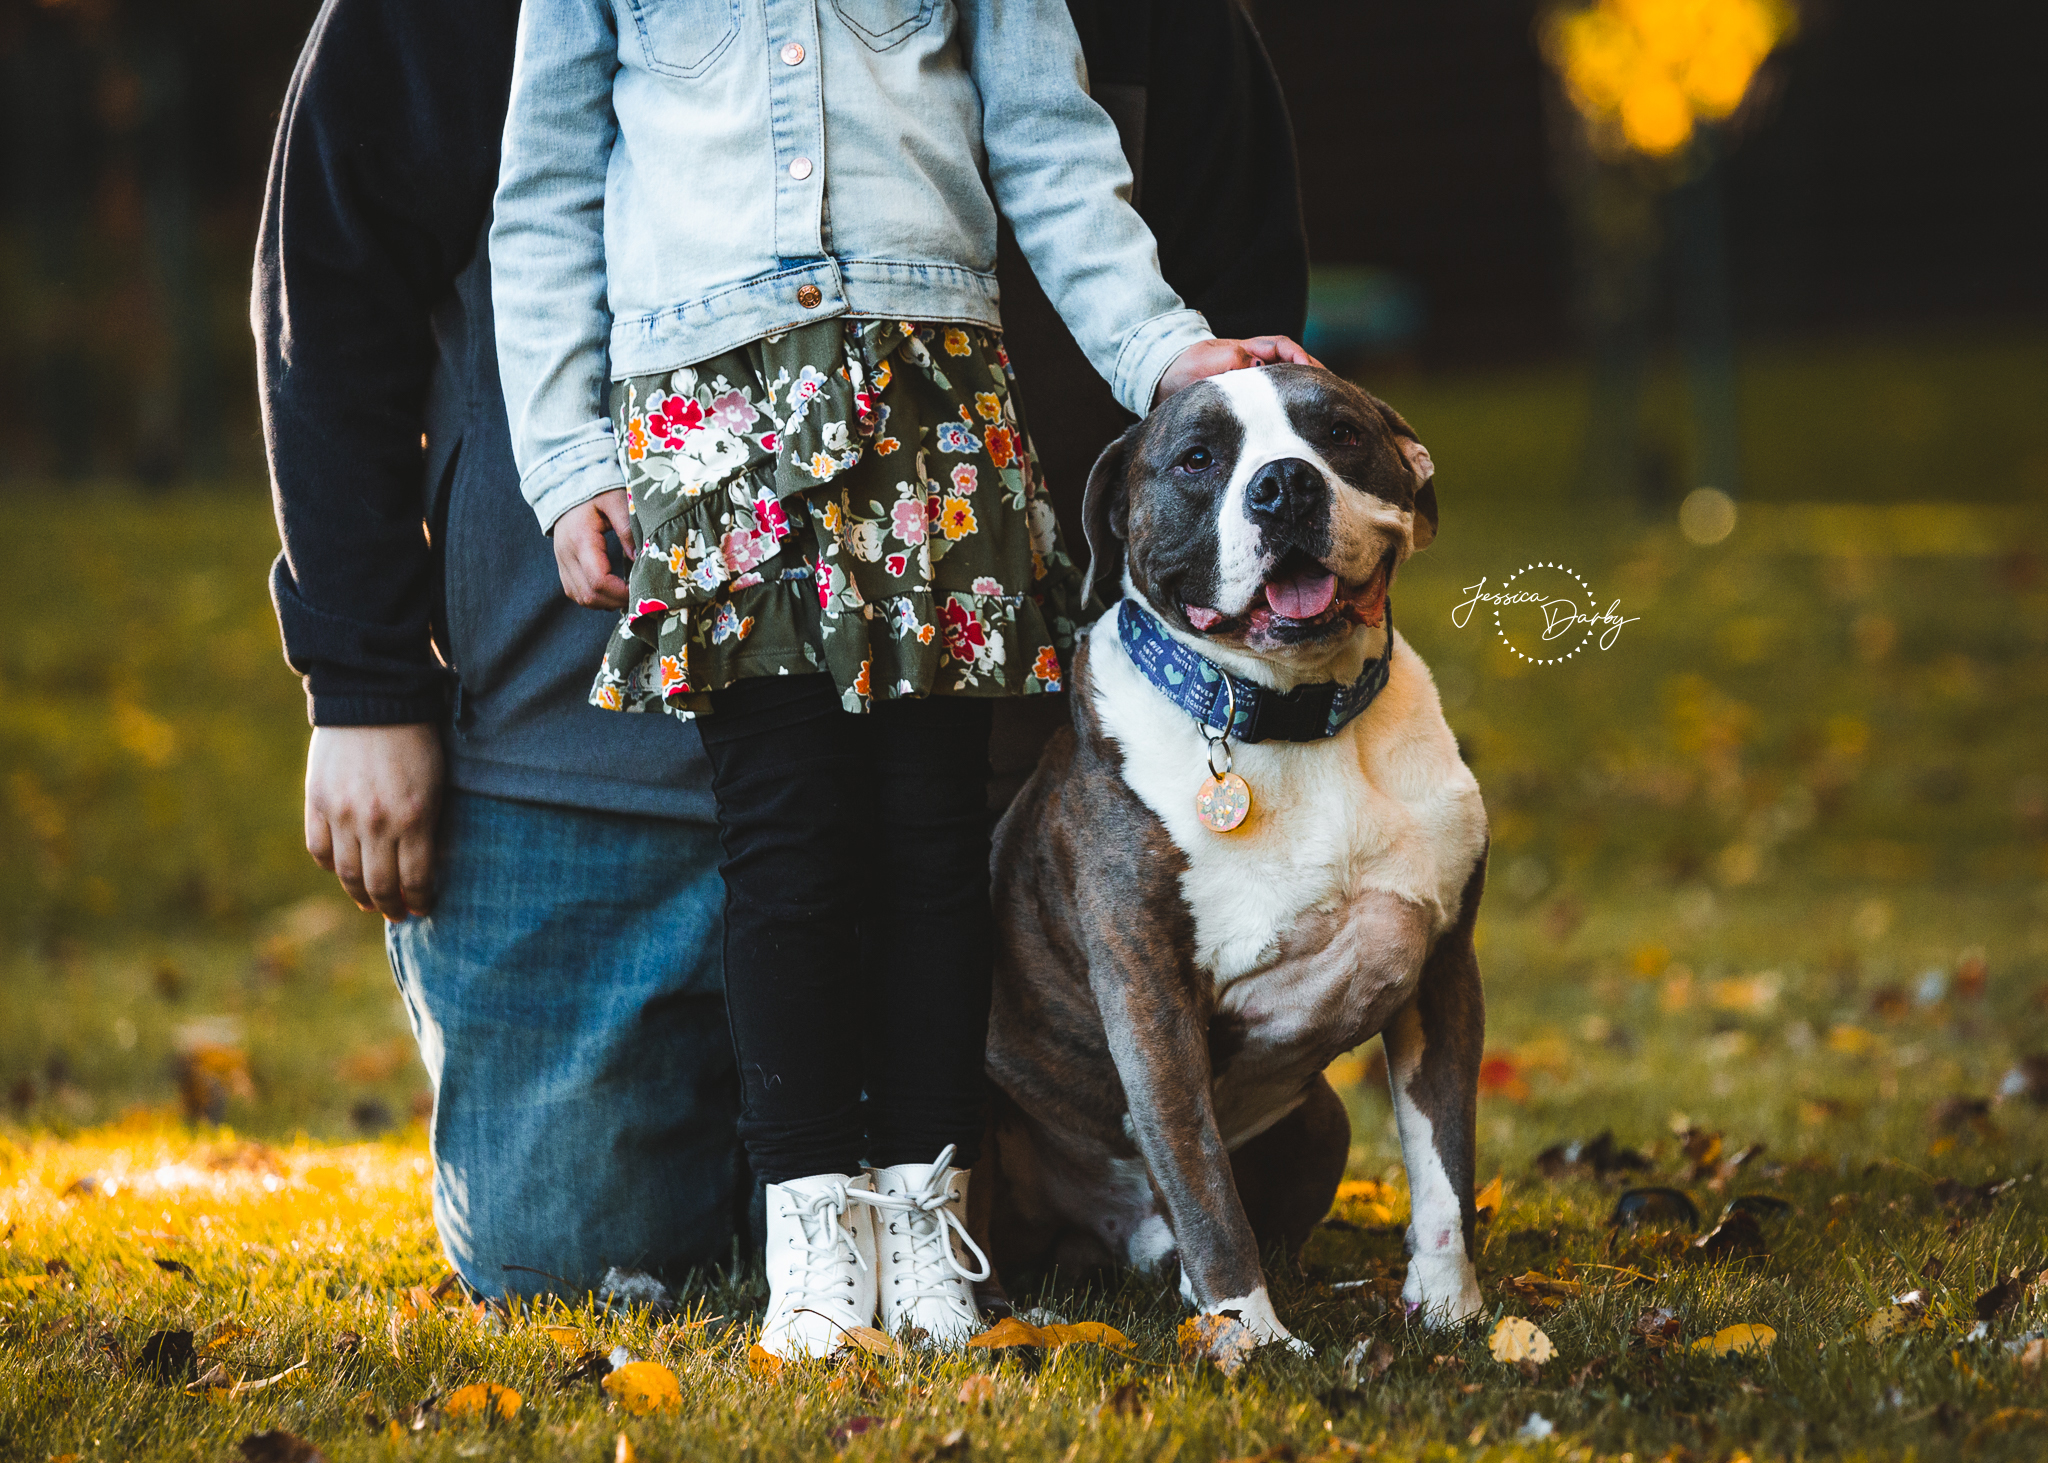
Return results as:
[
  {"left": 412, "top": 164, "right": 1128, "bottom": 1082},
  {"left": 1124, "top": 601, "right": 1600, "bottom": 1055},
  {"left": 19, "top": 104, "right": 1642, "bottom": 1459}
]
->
[
  {"left": 1154, "top": 336, "right": 1325, "bottom": 406},
  {"left": 554, "top": 487, "right": 636, "bottom": 610}
]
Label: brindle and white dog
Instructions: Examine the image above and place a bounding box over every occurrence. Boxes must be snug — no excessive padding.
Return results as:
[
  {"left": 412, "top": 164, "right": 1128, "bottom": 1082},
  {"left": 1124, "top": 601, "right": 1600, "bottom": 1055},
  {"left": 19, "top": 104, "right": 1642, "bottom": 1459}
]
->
[{"left": 974, "top": 364, "right": 1487, "bottom": 1349}]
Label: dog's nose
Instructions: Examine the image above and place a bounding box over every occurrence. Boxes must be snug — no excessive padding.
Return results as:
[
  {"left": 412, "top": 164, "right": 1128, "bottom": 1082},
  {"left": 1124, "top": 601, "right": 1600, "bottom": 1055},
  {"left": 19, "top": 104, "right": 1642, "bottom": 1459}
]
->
[{"left": 1243, "top": 458, "right": 1323, "bottom": 517}]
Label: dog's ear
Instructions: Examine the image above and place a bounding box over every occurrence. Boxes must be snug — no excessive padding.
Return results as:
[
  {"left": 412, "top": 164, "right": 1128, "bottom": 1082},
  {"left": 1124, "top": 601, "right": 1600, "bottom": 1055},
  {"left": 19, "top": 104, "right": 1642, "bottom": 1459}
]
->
[
  {"left": 1080, "top": 422, "right": 1142, "bottom": 607},
  {"left": 1371, "top": 398, "right": 1438, "bottom": 551}
]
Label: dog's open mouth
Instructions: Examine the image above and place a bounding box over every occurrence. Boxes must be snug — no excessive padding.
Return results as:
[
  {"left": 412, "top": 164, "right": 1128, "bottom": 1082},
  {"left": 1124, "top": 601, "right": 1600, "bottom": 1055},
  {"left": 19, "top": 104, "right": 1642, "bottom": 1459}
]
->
[{"left": 1186, "top": 548, "right": 1392, "bottom": 638}]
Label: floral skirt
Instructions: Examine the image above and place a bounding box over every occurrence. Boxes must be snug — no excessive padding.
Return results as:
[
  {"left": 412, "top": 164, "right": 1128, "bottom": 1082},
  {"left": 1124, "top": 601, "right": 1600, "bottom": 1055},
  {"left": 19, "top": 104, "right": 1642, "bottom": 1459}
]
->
[{"left": 591, "top": 319, "right": 1084, "bottom": 717}]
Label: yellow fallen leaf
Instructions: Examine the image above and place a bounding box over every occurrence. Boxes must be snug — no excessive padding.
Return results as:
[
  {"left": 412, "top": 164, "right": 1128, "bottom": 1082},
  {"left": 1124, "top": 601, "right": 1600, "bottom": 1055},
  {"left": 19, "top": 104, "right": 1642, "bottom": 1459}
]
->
[
  {"left": 604, "top": 1360, "right": 683, "bottom": 1415},
  {"left": 1487, "top": 1316, "right": 1555, "bottom": 1366},
  {"left": 1692, "top": 1324, "right": 1775, "bottom": 1356},
  {"left": 967, "top": 1316, "right": 1054, "bottom": 1350},
  {"left": 747, "top": 1344, "right": 783, "bottom": 1380},
  {"left": 1864, "top": 1305, "right": 1917, "bottom": 1341},
  {"left": 1042, "top": 1321, "right": 1136, "bottom": 1354},
  {"left": 1178, "top": 1313, "right": 1259, "bottom": 1376},
  {"left": 1475, "top": 1174, "right": 1505, "bottom": 1218},
  {"left": 1336, "top": 1179, "right": 1394, "bottom": 1204},
  {"left": 443, "top": 1382, "right": 523, "bottom": 1422},
  {"left": 1826, "top": 1025, "right": 1876, "bottom": 1056},
  {"left": 540, "top": 1324, "right": 583, "bottom": 1352},
  {"left": 840, "top": 1325, "right": 903, "bottom": 1358},
  {"left": 615, "top": 1433, "right": 638, "bottom": 1463}
]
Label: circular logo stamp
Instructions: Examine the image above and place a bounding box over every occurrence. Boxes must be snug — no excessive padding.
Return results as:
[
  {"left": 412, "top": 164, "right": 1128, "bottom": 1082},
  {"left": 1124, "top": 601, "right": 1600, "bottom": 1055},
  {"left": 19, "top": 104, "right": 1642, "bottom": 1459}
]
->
[{"left": 1453, "top": 561, "right": 1635, "bottom": 665}]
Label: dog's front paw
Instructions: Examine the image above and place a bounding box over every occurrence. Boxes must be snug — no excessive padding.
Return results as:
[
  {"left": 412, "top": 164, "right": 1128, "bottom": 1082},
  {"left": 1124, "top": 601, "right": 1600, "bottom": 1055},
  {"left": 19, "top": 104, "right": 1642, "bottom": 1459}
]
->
[
  {"left": 1191, "top": 1285, "right": 1313, "bottom": 1358},
  {"left": 1401, "top": 1252, "right": 1486, "bottom": 1326}
]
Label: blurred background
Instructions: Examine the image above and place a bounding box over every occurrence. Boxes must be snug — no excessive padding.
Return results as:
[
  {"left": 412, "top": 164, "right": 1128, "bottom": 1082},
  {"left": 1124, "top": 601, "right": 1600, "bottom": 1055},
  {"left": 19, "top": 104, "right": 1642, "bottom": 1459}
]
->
[{"left": 3, "top": 0, "right": 2046, "bottom": 1164}]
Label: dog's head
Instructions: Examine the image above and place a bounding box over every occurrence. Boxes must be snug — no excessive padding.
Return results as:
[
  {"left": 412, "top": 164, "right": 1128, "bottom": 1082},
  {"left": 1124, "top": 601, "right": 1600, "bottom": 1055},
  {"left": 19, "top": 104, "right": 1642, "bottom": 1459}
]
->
[{"left": 1082, "top": 365, "right": 1437, "bottom": 677}]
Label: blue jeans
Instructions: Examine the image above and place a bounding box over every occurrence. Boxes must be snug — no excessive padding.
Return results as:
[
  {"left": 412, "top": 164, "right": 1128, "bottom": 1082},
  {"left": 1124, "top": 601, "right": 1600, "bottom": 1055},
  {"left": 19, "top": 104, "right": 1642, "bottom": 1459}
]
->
[{"left": 387, "top": 789, "right": 743, "bottom": 1299}]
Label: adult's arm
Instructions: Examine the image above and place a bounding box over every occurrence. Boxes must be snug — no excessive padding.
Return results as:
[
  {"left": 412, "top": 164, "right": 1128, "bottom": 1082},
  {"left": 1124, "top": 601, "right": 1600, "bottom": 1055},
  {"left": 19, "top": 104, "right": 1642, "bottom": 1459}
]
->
[
  {"left": 253, "top": 0, "right": 517, "bottom": 728},
  {"left": 487, "top": 0, "right": 627, "bottom": 533}
]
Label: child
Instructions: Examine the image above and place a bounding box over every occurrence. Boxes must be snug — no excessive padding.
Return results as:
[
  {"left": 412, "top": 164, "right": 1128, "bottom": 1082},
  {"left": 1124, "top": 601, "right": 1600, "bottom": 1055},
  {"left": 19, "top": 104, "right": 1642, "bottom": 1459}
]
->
[{"left": 490, "top": 0, "right": 1312, "bottom": 1356}]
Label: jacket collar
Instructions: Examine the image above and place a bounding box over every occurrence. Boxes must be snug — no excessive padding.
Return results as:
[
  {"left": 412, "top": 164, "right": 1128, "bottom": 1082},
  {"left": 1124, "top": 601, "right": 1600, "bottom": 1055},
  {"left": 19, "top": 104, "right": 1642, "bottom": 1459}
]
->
[{"left": 1114, "top": 597, "right": 1395, "bottom": 745}]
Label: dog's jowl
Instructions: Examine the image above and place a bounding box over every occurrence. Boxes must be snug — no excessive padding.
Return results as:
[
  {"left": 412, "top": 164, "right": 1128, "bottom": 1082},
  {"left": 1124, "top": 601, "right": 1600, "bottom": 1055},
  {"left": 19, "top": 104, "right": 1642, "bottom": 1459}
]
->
[{"left": 977, "top": 365, "right": 1488, "bottom": 1350}]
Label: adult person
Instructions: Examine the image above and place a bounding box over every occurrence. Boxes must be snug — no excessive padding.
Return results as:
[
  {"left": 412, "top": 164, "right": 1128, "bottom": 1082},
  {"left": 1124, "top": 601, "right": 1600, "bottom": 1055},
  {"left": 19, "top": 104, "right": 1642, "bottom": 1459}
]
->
[{"left": 253, "top": 0, "right": 1305, "bottom": 1302}]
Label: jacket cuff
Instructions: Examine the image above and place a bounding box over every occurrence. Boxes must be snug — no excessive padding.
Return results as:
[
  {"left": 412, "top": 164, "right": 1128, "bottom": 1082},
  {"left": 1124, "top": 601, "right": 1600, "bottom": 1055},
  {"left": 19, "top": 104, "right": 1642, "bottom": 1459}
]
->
[
  {"left": 522, "top": 425, "right": 628, "bottom": 533},
  {"left": 1112, "top": 308, "right": 1214, "bottom": 417},
  {"left": 307, "top": 688, "right": 450, "bottom": 728}
]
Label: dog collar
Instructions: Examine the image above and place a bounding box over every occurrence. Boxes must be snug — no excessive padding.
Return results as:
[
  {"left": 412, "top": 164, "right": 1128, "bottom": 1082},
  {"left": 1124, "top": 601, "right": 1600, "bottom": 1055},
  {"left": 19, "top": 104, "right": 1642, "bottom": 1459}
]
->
[{"left": 1115, "top": 596, "right": 1396, "bottom": 745}]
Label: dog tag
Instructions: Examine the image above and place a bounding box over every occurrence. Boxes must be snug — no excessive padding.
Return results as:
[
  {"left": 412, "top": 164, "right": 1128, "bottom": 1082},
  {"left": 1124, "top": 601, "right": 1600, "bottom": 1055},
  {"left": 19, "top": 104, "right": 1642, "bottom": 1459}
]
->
[{"left": 1195, "top": 771, "right": 1252, "bottom": 833}]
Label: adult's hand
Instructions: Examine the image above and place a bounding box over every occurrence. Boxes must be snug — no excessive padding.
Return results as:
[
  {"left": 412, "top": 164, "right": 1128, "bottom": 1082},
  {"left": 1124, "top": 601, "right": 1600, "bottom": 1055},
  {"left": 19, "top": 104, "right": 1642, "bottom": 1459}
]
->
[
  {"left": 305, "top": 724, "right": 445, "bottom": 920},
  {"left": 554, "top": 487, "right": 635, "bottom": 610},
  {"left": 1154, "top": 336, "right": 1326, "bottom": 407}
]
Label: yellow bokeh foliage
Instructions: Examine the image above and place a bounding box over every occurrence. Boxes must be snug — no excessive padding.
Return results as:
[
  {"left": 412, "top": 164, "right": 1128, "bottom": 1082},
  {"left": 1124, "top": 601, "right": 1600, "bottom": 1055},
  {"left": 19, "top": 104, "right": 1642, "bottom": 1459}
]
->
[{"left": 1543, "top": 0, "right": 1795, "bottom": 156}]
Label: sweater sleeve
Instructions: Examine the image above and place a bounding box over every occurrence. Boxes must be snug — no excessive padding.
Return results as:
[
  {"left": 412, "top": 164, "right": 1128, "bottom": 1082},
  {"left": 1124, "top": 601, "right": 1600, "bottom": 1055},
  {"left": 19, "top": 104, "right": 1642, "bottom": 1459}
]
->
[
  {"left": 253, "top": 0, "right": 518, "bottom": 726},
  {"left": 960, "top": 0, "right": 1215, "bottom": 415}
]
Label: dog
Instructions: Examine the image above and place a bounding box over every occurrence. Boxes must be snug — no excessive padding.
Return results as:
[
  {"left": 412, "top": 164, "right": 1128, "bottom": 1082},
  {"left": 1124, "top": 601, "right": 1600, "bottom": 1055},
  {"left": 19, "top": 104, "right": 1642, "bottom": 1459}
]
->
[{"left": 973, "top": 363, "right": 1487, "bottom": 1349}]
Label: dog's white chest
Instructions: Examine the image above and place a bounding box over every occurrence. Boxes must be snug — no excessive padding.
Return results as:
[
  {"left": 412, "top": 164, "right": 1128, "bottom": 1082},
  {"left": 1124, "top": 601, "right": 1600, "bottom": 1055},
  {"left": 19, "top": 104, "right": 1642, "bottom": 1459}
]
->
[{"left": 1086, "top": 615, "right": 1485, "bottom": 986}]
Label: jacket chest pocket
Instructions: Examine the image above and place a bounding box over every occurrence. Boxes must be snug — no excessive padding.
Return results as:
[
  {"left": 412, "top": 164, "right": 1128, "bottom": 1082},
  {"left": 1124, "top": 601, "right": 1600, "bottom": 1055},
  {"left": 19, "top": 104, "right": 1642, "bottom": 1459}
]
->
[
  {"left": 621, "top": 0, "right": 742, "bottom": 78},
  {"left": 829, "top": 0, "right": 938, "bottom": 51}
]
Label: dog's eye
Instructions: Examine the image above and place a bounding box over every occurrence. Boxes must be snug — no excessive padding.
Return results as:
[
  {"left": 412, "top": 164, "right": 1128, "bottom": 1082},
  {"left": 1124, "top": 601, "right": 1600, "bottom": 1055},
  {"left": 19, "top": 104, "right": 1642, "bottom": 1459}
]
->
[
  {"left": 1177, "top": 446, "right": 1213, "bottom": 473},
  {"left": 1330, "top": 420, "right": 1361, "bottom": 447}
]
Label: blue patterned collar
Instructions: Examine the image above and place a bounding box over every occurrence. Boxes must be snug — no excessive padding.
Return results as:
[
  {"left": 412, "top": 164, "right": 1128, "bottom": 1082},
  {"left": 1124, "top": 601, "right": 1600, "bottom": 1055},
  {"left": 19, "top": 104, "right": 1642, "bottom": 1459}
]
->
[{"left": 1114, "top": 597, "right": 1395, "bottom": 744}]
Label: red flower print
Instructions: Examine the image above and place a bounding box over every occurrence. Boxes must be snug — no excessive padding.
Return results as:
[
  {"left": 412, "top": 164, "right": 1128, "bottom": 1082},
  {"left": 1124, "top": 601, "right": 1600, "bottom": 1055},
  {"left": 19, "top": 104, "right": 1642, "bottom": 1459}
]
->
[
  {"left": 816, "top": 562, "right": 836, "bottom": 609},
  {"left": 942, "top": 598, "right": 987, "bottom": 660},
  {"left": 631, "top": 596, "right": 671, "bottom": 621},
  {"left": 756, "top": 494, "right": 791, "bottom": 541},
  {"left": 985, "top": 424, "right": 1017, "bottom": 469},
  {"left": 885, "top": 552, "right": 910, "bottom": 577},
  {"left": 721, "top": 527, "right": 769, "bottom": 576},
  {"left": 647, "top": 394, "right": 706, "bottom": 446},
  {"left": 757, "top": 431, "right": 780, "bottom": 453}
]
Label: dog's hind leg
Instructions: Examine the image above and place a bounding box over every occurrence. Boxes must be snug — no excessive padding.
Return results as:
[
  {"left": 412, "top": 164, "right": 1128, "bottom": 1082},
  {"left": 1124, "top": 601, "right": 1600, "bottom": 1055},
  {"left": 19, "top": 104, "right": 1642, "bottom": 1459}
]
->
[
  {"left": 1381, "top": 853, "right": 1488, "bottom": 1325},
  {"left": 1228, "top": 1075, "right": 1349, "bottom": 1255}
]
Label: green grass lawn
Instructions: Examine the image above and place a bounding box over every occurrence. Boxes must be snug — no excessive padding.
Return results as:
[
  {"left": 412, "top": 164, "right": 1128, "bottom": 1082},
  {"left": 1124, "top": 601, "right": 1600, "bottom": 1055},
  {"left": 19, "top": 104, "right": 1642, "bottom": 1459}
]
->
[{"left": 3, "top": 328, "right": 2047, "bottom": 1460}]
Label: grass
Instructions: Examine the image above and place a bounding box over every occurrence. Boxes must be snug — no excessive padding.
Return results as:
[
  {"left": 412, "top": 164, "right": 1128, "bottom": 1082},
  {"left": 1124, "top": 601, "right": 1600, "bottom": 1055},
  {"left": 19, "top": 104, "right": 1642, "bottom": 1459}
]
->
[{"left": 3, "top": 326, "right": 2048, "bottom": 1460}]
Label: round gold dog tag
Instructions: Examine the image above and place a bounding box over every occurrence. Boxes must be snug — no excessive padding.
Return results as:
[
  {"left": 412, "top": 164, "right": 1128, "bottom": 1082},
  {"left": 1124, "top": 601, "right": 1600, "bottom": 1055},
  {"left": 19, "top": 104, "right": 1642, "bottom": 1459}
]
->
[{"left": 1195, "top": 771, "right": 1252, "bottom": 833}]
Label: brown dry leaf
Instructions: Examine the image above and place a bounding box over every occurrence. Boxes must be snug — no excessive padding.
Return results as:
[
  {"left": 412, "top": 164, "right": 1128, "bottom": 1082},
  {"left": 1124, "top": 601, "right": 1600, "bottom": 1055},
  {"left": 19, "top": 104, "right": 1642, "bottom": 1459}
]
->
[
  {"left": 747, "top": 1344, "right": 784, "bottom": 1381},
  {"left": 1487, "top": 1316, "right": 1555, "bottom": 1367},
  {"left": 956, "top": 1373, "right": 997, "bottom": 1407},
  {"left": 1177, "top": 1313, "right": 1259, "bottom": 1376},
  {"left": 1500, "top": 1270, "right": 1580, "bottom": 1308},
  {"left": 231, "top": 1357, "right": 312, "bottom": 1398},
  {"left": 442, "top": 1383, "right": 522, "bottom": 1423},
  {"left": 829, "top": 1415, "right": 885, "bottom": 1450},
  {"left": 236, "top": 1429, "right": 327, "bottom": 1463},
  {"left": 1096, "top": 1380, "right": 1149, "bottom": 1419},
  {"left": 1691, "top": 1323, "right": 1775, "bottom": 1356},
  {"left": 1041, "top": 1321, "right": 1136, "bottom": 1355},
  {"left": 1474, "top": 1174, "right": 1505, "bottom": 1219},
  {"left": 539, "top": 1324, "right": 584, "bottom": 1352},
  {"left": 840, "top": 1325, "right": 904, "bottom": 1359},
  {"left": 2017, "top": 1338, "right": 2047, "bottom": 1372},
  {"left": 204, "top": 1322, "right": 253, "bottom": 1353},
  {"left": 604, "top": 1360, "right": 683, "bottom": 1415},
  {"left": 967, "top": 1316, "right": 1053, "bottom": 1351},
  {"left": 827, "top": 1360, "right": 887, "bottom": 1398}
]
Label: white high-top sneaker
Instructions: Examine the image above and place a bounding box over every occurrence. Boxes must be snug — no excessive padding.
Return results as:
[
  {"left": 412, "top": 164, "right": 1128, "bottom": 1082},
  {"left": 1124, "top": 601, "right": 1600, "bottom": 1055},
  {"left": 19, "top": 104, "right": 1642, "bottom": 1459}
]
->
[
  {"left": 758, "top": 1172, "right": 882, "bottom": 1359},
  {"left": 868, "top": 1145, "right": 991, "bottom": 1346}
]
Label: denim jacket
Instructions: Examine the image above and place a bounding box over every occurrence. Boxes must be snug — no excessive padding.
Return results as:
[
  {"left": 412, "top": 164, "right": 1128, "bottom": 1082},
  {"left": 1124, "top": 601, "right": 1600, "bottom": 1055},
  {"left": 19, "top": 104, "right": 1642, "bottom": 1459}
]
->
[{"left": 490, "top": 0, "right": 1214, "bottom": 530}]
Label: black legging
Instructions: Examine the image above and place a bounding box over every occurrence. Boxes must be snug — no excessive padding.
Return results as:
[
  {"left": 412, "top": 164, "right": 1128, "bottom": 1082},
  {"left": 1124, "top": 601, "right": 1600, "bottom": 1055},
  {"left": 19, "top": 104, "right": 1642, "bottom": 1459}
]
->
[{"left": 695, "top": 673, "right": 994, "bottom": 1185}]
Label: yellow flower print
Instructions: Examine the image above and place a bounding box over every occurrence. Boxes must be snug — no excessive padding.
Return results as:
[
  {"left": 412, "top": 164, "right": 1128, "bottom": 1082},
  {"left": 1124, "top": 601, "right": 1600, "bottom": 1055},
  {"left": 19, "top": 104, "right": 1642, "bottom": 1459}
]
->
[
  {"left": 1031, "top": 645, "right": 1063, "bottom": 687},
  {"left": 943, "top": 327, "right": 971, "bottom": 357},
  {"left": 874, "top": 437, "right": 901, "bottom": 455},
  {"left": 625, "top": 417, "right": 650, "bottom": 462},
  {"left": 873, "top": 361, "right": 893, "bottom": 392},
  {"left": 974, "top": 391, "right": 1001, "bottom": 421},
  {"left": 916, "top": 624, "right": 935, "bottom": 645},
  {"left": 595, "top": 684, "right": 624, "bottom": 710},
  {"left": 939, "top": 496, "right": 977, "bottom": 541},
  {"left": 853, "top": 658, "right": 872, "bottom": 697},
  {"left": 820, "top": 498, "right": 845, "bottom": 534},
  {"left": 804, "top": 450, "right": 840, "bottom": 480},
  {"left": 667, "top": 545, "right": 690, "bottom": 575}
]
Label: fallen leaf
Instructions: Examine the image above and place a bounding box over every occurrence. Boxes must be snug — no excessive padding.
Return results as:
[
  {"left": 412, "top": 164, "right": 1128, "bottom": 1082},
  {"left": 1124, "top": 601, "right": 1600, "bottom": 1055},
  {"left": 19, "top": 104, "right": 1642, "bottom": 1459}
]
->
[
  {"left": 1692, "top": 1210, "right": 1769, "bottom": 1262},
  {"left": 2017, "top": 1338, "right": 2047, "bottom": 1372},
  {"left": 748, "top": 1344, "right": 783, "bottom": 1381},
  {"left": 1042, "top": 1321, "right": 1136, "bottom": 1354},
  {"left": 153, "top": 1257, "right": 197, "bottom": 1280},
  {"left": 1487, "top": 1316, "right": 1555, "bottom": 1367},
  {"left": 1478, "top": 1053, "right": 1529, "bottom": 1102},
  {"left": 913, "top": 1427, "right": 970, "bottom": 1460},
  {"left": 1827, "top": 1024, "right": 1876, "bottom": 1056},
  {"left": 1179, "top": 1313, "right": 1259, "bottom": 1376},
  {"left": 1096, "top": 1380, "right": 1148, "bottom": 1418},
  {"left": 968, "top": 1316, "right": 1052, "bottom": 1351},
  {"left": 615, "top": 1433, "right": 637, "bottom": 1463},
  {"left": 236, "top": 1430, "right": 326, "bottom": 1463},
  {"left": 1691, "top": 1324, "right": 1775, "bottom": 1356},
  {"left": 540, "top": 1324, "right": 584, "bottom": 1352},
  {"left": 1339, "top": 1338, "right": 1395, "bottom": 1385},
  {"left": 138, "top": 1329, "right": 196, "bottom": 1383},
  {"left": 1533, "top": 1130, "right": 1650, "bottom": 1179},
  {"left": 442, "top": 1383, "right": 522, "bottom": 1422},
  {"left": 229, "top": 1356, "right": 311, "bottom": 1397},
  {"left": 840, "top": 1325, "right": 903, "bottom": 1359},
  {"left": 1962, "top": 1407, "right": 2048, "bottom": 1452},
  {"left": 0, "top": 1275, "right": 43, "bottom": 1293},
  {"left": 1609, "top": 1187, "right": 1701, "bottom": 1230},
  {"left": 1630, "top": 1307, "right": 1682, "bottom": 1351},
  {"left": 1500, "top": 1270, "right": 1581, "bottom": 1308},
  {"left": 956, "top": 1374, "right": 996, "bottom": 1406},
  {"left": 829, "top": 1415, "right": 885, "bottom": 1450},
  {"left": 1976, "top": 1273, "right": 2026, "bottom": 1323},
  {"left": 1474, "top": 1174, "right": 1505, "bottom": 1218},
  {"left": 827, "top": 1359, "right": 887, "bottom": 1397},
  {"left": 604, "top": 1360, "right": 683, "bottom": 1415}
]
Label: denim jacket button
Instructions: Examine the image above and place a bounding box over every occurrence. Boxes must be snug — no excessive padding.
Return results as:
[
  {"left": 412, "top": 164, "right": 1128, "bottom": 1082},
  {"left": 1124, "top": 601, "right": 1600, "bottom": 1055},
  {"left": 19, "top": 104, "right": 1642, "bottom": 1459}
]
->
[
  {"left": 796, "top": 284, "right": 823, "bottom": 309},
  {"left": 780, "top": 41, "right": 805, "bottom": 65},
  {"left": 788, "top": 156, "right": 814, "bottom": 181}
]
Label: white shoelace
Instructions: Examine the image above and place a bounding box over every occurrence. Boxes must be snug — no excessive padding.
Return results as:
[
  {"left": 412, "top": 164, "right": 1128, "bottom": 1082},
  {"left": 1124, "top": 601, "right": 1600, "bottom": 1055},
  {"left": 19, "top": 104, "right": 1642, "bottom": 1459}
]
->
[
  {"left": 780, "top": 1182, "right": 888, "bottom": 1311},
  {"left": 874, "top": 1145, "right": 992, "bottom": 1303}
]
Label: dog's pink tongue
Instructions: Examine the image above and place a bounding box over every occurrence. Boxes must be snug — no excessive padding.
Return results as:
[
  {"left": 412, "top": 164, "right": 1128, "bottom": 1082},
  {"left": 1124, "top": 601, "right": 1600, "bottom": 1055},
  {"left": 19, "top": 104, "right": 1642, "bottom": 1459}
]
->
[{"left": 1264, "top": 569, "right": 1338, "bottom": 620}]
